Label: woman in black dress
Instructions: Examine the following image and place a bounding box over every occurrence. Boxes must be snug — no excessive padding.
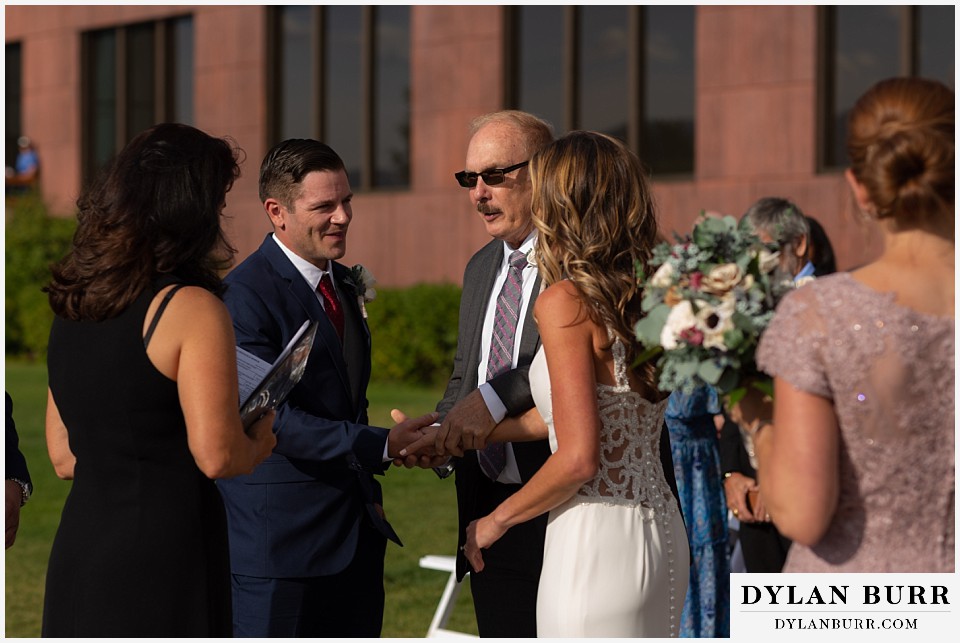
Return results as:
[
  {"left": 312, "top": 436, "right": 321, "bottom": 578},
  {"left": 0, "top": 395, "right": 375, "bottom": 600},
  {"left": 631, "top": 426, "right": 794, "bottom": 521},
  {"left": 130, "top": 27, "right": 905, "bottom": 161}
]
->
[{"left": 42, "top": 123, "right": 276, "bottom": 636}]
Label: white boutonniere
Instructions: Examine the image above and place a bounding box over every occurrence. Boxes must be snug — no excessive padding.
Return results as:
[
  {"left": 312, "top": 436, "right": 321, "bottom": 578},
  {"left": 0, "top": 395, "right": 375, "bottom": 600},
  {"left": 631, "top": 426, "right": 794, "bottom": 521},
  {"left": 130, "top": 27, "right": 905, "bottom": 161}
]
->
[
  {"left": 525, "top": 248, "right": 537, "bottom": 267},
  {"left": 344, "top": 264, "right": 377, "bottom": 318}
]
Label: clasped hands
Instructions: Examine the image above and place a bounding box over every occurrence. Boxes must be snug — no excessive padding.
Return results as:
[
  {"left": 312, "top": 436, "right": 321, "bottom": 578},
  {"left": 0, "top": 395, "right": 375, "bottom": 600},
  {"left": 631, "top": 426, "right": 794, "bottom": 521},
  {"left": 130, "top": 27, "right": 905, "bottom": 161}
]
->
[
  {"left": 723, "top": 472, "right": 771, "bottom": 523},
  {"left": 391, "top": 389, "right": 497, "bottom": 469}
]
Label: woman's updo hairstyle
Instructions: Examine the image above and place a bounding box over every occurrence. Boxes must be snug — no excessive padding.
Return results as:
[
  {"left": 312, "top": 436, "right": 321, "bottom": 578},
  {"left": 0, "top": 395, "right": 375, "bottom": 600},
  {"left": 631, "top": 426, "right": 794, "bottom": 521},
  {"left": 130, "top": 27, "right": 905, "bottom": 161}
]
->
[{"left": 846, "top": 77, "right": 953, "bottom": 223}]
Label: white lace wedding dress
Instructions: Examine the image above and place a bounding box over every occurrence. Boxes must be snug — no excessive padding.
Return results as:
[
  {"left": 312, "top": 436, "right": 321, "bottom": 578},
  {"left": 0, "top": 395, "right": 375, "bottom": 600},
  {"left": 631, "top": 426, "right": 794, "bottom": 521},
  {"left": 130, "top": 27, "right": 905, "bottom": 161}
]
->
[{"left": 531, "top": 336, "right": 688, "bottom": 637}]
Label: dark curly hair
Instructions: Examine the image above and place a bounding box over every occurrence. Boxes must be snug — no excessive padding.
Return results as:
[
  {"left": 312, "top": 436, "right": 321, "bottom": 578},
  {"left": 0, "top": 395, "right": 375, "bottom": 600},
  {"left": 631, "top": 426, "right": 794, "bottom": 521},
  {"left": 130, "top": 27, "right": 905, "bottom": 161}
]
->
[{"left": 47, "top": 123, "right": 242, "bottom": 321}]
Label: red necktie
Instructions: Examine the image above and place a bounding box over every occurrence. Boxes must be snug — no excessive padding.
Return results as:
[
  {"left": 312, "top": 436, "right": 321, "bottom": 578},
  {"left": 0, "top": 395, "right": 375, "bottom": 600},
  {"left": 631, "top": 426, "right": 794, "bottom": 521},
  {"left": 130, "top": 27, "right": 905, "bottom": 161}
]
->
[{"left": 317, "top": 273, "right": 344, "bottom": 342}]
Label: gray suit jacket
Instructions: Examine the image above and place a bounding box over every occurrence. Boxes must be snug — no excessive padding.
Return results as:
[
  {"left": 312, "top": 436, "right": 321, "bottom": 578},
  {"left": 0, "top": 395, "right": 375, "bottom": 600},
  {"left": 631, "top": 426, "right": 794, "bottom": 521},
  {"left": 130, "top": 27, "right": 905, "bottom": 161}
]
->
[{"left": 437, "top": 239, "right": 550, "bottom": 581}]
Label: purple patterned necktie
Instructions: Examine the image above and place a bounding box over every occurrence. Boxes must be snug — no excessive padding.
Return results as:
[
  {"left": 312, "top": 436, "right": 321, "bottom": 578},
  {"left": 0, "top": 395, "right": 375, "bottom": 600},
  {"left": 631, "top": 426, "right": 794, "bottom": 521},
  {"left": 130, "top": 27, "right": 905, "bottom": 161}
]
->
[{"left": 478, "top": 249, "right": 528, "bottom": 480}]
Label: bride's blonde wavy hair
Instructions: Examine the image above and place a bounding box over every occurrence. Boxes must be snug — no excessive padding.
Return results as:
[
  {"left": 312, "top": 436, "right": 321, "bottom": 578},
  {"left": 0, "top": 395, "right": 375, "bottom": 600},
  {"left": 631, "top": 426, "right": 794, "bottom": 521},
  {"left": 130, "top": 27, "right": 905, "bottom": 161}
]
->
[{"left": 530, "top": 131, "right": 660, "bottom": 387}]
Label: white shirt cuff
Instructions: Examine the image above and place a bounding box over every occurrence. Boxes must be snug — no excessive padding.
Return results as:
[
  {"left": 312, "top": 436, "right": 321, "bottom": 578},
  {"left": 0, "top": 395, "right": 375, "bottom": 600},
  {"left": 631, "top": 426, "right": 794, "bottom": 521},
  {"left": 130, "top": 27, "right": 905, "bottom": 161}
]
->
[{"left": 479, "top": 382, "right": 508, "bottom": 424}]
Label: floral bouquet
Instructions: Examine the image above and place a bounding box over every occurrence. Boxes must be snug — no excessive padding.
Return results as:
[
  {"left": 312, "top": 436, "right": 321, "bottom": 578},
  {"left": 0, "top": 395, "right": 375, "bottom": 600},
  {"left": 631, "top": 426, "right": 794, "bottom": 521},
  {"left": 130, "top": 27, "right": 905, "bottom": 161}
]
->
[{"left": 634, "top": 214, "right": 799, "bottom": 404}]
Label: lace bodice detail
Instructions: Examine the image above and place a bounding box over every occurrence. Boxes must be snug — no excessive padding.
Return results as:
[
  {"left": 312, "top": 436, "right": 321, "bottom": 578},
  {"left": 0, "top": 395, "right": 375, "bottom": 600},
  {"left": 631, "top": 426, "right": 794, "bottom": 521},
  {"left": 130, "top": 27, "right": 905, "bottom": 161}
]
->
[
  {"left": 530, "top": 331, "right": 685, "bottom": 636},
  {"left": 530, "top": 334, "right": 677, "bottom": 516},
  {"left": 757, "top": 273, "right": 955, "bottom": 572}
]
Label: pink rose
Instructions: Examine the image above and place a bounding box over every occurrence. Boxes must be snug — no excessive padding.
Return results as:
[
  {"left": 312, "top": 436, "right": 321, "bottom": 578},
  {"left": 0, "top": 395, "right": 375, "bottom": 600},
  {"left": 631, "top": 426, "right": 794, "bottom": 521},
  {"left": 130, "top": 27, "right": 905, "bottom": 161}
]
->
[{"left": 679, "top": 326, "right": 705, "bottom": 346}]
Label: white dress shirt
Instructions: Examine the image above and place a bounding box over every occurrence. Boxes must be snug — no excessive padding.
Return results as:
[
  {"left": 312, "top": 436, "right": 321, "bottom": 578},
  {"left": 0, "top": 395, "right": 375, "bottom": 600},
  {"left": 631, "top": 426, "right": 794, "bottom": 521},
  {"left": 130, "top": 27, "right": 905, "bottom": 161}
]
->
[{"left": 271, "top": 233, "right": 336, "bottom": 305}]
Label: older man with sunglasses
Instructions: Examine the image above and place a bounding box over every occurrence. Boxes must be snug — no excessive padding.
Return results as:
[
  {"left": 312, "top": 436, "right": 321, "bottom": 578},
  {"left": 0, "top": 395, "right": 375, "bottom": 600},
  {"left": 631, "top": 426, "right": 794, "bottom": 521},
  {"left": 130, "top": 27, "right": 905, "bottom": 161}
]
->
[
  {"left": 415, "top": 111, "right": 683, "bottom": 637},
  {"left": 416, "top": 110, "right": 552, "bottom": 637}
]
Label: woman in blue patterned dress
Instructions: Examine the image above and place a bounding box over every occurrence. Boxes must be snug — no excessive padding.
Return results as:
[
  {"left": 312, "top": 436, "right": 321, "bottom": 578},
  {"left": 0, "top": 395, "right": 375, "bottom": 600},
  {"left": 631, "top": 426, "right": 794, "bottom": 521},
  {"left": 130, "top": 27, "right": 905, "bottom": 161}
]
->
[{"left": 665, "top": 386, "right": 730, "bottom": 637}]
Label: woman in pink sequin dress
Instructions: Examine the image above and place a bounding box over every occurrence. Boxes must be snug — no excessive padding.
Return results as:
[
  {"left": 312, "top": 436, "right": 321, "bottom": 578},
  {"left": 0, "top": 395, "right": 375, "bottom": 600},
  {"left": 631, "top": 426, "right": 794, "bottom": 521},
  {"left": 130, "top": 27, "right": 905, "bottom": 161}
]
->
[{"left": 752, "top": 77, "right": 954, "bottom": 572}]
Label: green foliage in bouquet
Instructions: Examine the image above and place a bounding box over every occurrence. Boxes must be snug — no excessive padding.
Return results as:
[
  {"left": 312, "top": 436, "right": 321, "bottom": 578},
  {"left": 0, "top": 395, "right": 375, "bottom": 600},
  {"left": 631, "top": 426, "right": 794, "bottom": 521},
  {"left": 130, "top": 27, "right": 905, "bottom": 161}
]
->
[{"left": 634, "top": 214, "right": 793, "bottom": 400}]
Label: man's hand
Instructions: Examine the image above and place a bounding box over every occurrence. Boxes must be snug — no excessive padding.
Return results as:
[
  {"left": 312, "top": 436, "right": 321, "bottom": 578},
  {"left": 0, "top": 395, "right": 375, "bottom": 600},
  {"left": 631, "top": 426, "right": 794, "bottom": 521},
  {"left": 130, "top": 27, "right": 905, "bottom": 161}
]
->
[
  {"left": 724, "top": 472, "right": 760, "bottom": 523},
  {"left": 6, "top": 480, "right": 23, "bottom": 549},
  {"left": 386, "top": 409, "right": 440, "bottom": 460},
  {"left": 434, "top": 389, "right": 496, "bottom": 457}
]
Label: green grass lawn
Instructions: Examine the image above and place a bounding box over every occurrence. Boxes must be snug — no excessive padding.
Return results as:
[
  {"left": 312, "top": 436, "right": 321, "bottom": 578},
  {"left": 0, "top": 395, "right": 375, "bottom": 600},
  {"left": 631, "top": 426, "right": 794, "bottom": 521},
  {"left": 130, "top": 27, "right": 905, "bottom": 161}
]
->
[{"left": 4, "top": 360, "right": 478, "bottom": 637}]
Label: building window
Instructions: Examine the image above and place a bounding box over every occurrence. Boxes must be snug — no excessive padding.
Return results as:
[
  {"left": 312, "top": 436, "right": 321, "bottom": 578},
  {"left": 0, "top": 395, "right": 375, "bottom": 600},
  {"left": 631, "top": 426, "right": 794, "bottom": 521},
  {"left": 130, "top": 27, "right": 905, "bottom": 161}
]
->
[
  {"left": 81, "top": 16, "right": 194, "bottom": 183},
  {"left": 819, "top": 5, "right": 954, "bottom": 170},
  {"left": 508, "top": 6, "right": 695, "bottom": 177},
  {"left": 6, "top": 43, "right": 23, "bottom": 168},
  {"left": 270, "top": 5, "right": 411, "bottom": 191}
]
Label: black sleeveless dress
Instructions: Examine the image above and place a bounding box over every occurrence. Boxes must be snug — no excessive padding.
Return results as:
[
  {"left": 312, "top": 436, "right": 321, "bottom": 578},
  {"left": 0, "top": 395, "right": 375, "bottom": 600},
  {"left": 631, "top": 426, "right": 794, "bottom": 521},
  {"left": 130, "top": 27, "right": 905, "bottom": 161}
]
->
[{"left": 43, "top": 282, "right": 232, "bottom": 637}]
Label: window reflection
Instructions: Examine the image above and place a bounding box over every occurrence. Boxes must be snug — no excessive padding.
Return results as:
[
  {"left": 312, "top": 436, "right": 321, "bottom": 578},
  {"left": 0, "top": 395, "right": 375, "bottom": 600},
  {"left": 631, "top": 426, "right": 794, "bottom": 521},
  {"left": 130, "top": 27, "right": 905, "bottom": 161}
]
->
[
  {"left": 830, "top": 6, "right": 901, "bottom": 166},
  {"left": 511, "top": 6, "right": 694, "bottom": 175},
  {"left": 375, "top": 5, "right": 410, "bottom": 188},
  {"left": 324, "top": 6, "right": 363, "bottom": 184},
  {"left": 824, "top": 6, "right": 952, "bottom": 168},
  {"left": 578, "top": 6, "right": 629, "bottom": 139},
  {"left": 82, "top": 18, "right": 193, "bottom": 182},
  {"left": 516, "top": 6, "right": 564, "bottom": 130},
  {"left": 88, "top": 29, "right": 117, "bottom": 175},
  {"left": 643, "top": 6, "right": 694, "bottom": 176},
  {"left": 918, "top": 5, "right": 954, "bottom": 87},
  {"left": 6, "top": 43, "right": 22, "bottom": 167},
  {"left": 279, "top": 6, "right": 314, "bottom": 140},
  {"left": 273, "top": 6, "right": 411, "bottom": 190},
  {"left": 171, "top": 17, "right": 194, "bottom": 125},
  {"left": 127, "top": 23, "right": 156, "bottom": 140}
]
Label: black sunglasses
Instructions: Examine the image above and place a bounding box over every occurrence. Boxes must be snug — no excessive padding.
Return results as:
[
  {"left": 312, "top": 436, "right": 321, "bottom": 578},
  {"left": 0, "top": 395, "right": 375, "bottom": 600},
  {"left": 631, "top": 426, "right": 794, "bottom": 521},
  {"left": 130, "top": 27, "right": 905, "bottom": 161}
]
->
[{"left": 454, "top": 161, "right": 529, "bottom": 188}]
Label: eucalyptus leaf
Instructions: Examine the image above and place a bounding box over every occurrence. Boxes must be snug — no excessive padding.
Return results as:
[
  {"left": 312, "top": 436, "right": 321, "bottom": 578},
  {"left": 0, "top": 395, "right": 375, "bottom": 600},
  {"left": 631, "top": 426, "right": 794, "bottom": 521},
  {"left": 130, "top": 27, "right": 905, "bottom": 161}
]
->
[
  {"left": 731, "top": 310, "right": 756, "bottom": 334},
  {"left": 634, "top": 304, "right": 670, "bottom": 345},
  {"left": 633, "top": 345, "right": 663, "bottom": 367},
  {"left": 698, "top": 359, "right": 724, "bottom": 385},
  {"left": 726, "top": 386, "right": 747, "bottom": 406},
  {"left": 722, "top": 327, "right": 745, "bottom": 350},
  {"left": 751, "top": 378, "right": 774, "bottom": 398},
  {"left": 674, "top": 360, "right": 698, "bottom": 377},
  {"left": 716, "top": 368, "right": 740, "bottom": 395},
  {"left": 641, "top": 290, "right": 663, "bottom": 312}
]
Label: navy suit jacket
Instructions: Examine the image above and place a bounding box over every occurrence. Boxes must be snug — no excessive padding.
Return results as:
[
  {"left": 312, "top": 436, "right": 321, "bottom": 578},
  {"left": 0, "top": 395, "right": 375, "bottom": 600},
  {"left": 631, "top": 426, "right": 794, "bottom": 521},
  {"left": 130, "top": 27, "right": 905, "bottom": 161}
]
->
[{"left": 218, "top": 235, "right": 396, "bottom": 579}]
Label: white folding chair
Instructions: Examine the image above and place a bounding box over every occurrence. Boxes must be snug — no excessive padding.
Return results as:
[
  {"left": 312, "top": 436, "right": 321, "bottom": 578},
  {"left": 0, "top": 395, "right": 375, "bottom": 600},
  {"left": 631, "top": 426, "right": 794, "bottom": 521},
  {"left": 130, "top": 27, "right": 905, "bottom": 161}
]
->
[{"left": 418, "top": 554, "right": 477, "bottom": 638}]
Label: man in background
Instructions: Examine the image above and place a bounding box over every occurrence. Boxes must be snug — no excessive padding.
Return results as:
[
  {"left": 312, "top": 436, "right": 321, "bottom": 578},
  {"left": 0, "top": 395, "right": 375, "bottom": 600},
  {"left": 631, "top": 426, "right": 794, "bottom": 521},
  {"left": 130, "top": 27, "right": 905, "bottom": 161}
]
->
[{"left": 6, "top": 136, "right": 40, "bottom": 193}]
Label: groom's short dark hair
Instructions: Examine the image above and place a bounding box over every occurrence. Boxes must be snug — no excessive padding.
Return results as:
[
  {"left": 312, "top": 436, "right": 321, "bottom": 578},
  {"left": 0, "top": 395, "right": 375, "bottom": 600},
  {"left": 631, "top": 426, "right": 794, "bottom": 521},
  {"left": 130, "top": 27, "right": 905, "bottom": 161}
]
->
[{"left": 259, "top": 139, "right": 346, "bottom": 207}]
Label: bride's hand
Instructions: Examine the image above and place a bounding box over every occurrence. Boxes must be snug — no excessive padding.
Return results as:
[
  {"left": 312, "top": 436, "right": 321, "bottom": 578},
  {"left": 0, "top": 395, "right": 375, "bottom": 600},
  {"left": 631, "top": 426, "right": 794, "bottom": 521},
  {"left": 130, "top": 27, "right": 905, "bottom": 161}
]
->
[{"left": 463, "top": 516, "right": 506, "bottom": 573}]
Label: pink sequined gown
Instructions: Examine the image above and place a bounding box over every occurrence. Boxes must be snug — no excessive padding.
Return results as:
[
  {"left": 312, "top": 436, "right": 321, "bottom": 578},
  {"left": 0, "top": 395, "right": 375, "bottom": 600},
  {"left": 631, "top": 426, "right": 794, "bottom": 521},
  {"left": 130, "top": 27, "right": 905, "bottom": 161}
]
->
[{"left": 757, "top": 273, "right": 954, "bottom": 572}]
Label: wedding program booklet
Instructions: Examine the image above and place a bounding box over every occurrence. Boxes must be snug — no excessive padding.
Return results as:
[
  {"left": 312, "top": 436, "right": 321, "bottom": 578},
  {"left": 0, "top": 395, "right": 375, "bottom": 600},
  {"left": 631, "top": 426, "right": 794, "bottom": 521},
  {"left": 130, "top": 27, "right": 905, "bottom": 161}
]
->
[{"left": 238, "top": 320, "right": 319, "bottom": 430}]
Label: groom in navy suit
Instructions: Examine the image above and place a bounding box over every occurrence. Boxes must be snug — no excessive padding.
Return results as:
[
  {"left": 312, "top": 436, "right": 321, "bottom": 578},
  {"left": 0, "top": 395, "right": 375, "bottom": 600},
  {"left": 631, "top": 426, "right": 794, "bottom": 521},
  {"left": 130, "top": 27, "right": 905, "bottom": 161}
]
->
[{"left": 218, "top": 139, "right": 436, "bottom": 637}]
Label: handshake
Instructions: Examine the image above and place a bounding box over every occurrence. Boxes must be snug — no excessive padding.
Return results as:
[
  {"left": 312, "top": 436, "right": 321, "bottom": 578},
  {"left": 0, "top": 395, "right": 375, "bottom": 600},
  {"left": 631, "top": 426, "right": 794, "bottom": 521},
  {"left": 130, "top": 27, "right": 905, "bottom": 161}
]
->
[{"left": 386, "top": 389, "right": 502, "bottom": 470}]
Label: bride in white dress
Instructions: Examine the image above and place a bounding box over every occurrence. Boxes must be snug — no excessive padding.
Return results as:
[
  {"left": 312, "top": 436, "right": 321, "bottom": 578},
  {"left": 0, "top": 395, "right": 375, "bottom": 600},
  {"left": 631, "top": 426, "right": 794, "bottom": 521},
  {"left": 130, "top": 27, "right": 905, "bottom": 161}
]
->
[{"left": 462, "top": 131, "right": 688, "bottom": 637}]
